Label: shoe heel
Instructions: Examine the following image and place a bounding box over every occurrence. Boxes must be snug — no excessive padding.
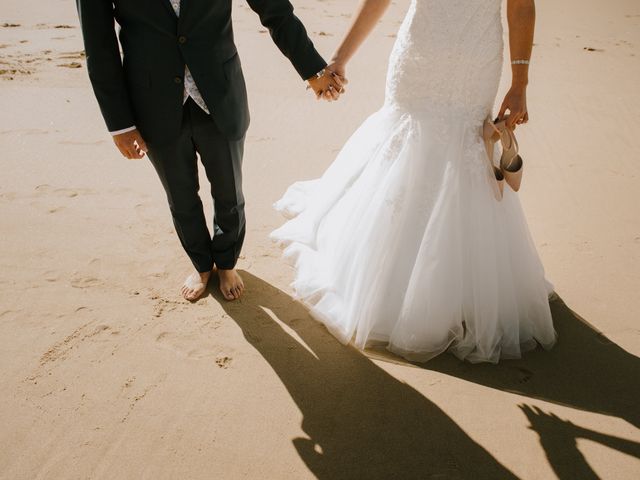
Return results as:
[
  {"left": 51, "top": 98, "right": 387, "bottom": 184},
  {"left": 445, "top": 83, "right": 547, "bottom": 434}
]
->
[
  {"left": 494, "top": 166, "right": 505, "bottom": 199},
  {"left": 502, "top": 154, "right": 523, "bottom": 192}
]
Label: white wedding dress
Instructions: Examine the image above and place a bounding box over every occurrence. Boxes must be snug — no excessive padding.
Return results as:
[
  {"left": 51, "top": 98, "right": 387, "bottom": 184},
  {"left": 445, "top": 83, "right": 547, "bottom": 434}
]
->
[{"left": 271, "top": 0, "right": 557, "bottom": 363}]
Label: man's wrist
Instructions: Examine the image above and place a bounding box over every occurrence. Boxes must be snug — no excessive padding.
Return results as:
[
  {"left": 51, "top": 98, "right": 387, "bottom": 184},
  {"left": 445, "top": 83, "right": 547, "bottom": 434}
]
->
[
  {"left": 306, "top": 68, "right": 327, "bottom": 82},
  {"left": 110, "top": 125, "right": 137, "bottom": 136}
]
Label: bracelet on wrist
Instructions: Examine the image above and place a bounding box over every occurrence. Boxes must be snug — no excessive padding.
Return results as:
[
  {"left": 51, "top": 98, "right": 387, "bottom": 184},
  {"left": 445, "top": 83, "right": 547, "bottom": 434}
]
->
[
  {"left": 306, "top": 68, "right": 327, "bottom": 90},
  {"left": 308, "top": 68, "right": 326, "bottom": 81}
]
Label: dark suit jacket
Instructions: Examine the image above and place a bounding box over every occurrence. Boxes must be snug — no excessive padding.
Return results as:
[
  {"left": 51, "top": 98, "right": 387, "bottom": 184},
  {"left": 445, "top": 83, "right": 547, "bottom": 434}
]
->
[{"left": 76, "top": 0, "right": 326, "bottom": 144}]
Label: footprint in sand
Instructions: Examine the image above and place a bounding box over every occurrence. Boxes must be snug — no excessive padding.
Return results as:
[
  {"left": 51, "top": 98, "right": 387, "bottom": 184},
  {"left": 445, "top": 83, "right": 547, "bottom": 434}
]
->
[
  {"left": 70, "top": 275, "right": 102, "bottom": 289},
  {"left": 43, "top": 270, "right": 60, "bottom": 282},
  {"left": 70, "top": 258, "right": 109, "bottom": 289},
  {"left": 155, "top": 330, "right": 228, "bottom": 360},
  {"left": 155, "top": 331, "right": 208, "bottom": 358}
]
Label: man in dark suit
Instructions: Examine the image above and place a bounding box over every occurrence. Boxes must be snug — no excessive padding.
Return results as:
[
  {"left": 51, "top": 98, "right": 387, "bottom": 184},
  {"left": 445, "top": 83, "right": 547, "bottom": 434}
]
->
[{"left": 76, "top": 0, "right": 343, "bottom": 301}]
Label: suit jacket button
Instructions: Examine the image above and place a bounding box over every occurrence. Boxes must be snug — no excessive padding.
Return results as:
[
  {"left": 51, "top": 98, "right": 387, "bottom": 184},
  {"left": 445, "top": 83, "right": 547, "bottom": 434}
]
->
[
  {"left": 174, "top": 76, "right": 182, "bottom": 84},
  {"left": 178, "top": 36, "right": 187, "bottom": 44}
]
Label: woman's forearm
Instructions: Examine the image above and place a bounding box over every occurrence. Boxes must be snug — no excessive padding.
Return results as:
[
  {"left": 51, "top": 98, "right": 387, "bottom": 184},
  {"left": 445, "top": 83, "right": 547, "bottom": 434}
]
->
[
  {"left": 330, "top": 0, "right": 391, "bottom": 66},
  {"left": 507, "top": 0, "right": 536, "bottom": 89}
]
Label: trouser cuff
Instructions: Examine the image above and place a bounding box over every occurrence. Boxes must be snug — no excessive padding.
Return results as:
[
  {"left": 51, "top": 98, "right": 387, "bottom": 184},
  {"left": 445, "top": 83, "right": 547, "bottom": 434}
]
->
[{"left": 213, "top": 251, "right": 238, "bottom": 270}]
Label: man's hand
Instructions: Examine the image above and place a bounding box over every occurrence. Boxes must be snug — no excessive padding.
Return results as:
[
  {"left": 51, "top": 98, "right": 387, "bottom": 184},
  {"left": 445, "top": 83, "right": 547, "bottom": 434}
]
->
[
  {"left": 113, "top": 128, "right": 148, "bottom": 159},
  {"left": 307, "top": 69, "right": 347, "bottom": 102}
]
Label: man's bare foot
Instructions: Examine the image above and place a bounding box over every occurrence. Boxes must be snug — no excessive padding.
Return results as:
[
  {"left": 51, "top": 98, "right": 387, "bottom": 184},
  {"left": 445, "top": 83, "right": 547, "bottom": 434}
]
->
[
  {"left": 181, "top": 271, "right": 211, "bottom": 301},
  {"left": 218, "top": 269, "right": 244, "bottom": 301}
]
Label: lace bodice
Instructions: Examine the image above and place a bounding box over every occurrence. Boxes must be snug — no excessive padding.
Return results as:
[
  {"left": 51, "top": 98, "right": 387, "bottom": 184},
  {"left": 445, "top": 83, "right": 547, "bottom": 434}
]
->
[{"left": 385, "top": 0, "right": 504, "bottom": 121}]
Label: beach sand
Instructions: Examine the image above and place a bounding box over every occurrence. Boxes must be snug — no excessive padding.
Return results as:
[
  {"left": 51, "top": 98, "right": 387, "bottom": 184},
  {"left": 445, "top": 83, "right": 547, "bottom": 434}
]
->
[{"left": 1, "top": 0, "right": 639, "bottom": 478}]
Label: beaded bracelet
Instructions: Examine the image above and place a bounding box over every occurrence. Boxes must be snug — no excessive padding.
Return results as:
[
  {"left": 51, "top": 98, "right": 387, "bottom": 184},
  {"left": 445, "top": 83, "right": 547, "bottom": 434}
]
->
[{"left": 511, "top": 59, "right": 530, "bottom": 65}]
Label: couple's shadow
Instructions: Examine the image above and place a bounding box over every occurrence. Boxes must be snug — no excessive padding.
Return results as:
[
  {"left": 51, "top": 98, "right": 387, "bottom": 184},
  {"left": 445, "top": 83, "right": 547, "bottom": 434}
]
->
[{"left": 211, "top": 271, "right": 639, "bottom": 479}]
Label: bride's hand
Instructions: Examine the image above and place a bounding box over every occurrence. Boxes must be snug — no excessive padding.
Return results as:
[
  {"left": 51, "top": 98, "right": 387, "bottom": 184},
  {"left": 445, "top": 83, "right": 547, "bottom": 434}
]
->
[
  {"left": 498, "top": 85, "right": 528, "bottom": 129},
  {"left": 327, "top": 61, "right": 348, "bottom": 88}
]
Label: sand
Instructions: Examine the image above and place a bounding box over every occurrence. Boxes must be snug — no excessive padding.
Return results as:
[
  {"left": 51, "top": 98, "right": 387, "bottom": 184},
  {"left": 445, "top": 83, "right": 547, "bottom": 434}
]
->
[{"left": 1, "top": 0, "right": 639, "bottom": 478}]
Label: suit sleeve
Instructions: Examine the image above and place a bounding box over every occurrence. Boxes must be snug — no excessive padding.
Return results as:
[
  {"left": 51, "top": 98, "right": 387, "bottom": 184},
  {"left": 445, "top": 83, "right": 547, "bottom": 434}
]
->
[
  {"left": 246, "top": 0, "right": 327, "bottom": 80},
  {"left": 76, "top": 0, "right": 135, "bottom": 132}
]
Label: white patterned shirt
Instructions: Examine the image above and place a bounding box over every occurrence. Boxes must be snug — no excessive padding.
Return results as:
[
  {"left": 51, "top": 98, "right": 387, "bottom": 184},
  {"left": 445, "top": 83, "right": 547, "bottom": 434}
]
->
[{"left": 110, "top": 0, "right": 209, "bottom": 135}]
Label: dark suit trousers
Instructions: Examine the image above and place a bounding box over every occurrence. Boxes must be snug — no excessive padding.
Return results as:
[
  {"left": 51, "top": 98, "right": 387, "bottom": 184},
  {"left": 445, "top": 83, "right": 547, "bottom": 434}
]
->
[{"left": 147, "top": 98, "right": 245, "bottom": 272}]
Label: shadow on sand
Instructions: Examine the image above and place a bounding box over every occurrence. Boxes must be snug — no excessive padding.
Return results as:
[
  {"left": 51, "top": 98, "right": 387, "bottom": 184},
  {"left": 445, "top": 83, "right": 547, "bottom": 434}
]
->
[
  {"left": 413, "top": 296, "right": 640, "bottom": 478},
  {"left": 213, "top": 272, "right": 639, "bottom": 479},
  {"left": 215, "top": 271, "right": 517, "bottom": 479},
  {"left": 419, "top": 296, "right": 639, "bottom": 429},
  {"left": 518, "top": 405, "right": 640, "bottom": 479}
]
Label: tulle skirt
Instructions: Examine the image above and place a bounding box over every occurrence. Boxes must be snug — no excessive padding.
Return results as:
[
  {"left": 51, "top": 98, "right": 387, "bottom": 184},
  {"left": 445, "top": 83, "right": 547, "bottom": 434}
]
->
[{"left": 271, "top": 104, "right": 557, "bottom": 363}]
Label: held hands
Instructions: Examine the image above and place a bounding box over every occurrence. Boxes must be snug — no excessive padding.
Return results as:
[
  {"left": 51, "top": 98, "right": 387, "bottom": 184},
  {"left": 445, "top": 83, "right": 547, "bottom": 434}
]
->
[
  {"left": 113, "top": 128, "right": 148, "bottom": 159},
  {"left": 307, "top": 64, "right": 348, "bottom": 102},
  {"left": 498, "top": 85, "right": 528, "bottom": 129}
]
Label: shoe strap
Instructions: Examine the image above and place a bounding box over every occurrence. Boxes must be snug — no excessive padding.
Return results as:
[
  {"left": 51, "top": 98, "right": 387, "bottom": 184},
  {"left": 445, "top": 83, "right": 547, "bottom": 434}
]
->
[{"left": 483, "top": 116, "right": 501, "bottom": 142}]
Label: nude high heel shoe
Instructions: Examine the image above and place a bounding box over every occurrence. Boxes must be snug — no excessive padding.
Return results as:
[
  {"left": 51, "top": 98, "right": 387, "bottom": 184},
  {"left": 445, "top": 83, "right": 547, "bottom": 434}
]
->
[
  {"left": 482, "top": 116, "right": 505, "bottom": 200},
  {"left": 493, "top": 118, "right": 524, "bottom": 192}
]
